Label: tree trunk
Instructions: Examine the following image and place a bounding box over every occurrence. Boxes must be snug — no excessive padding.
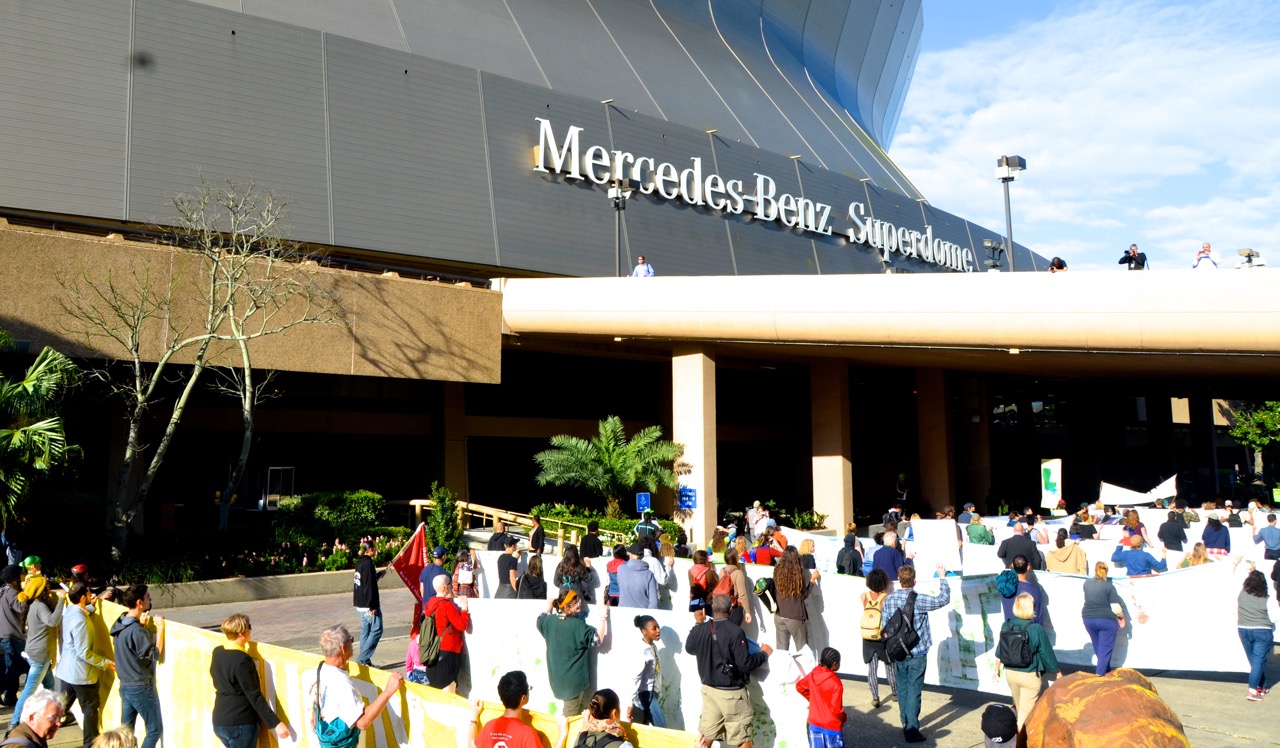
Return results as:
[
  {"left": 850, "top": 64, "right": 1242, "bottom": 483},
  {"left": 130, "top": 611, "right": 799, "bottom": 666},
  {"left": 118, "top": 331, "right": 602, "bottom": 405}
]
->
[
  {"left": 218, "top": 343, "right": 254, "bottom": 532},
  {"left": 112, "top": 347, "right": 209, "bottom": 559}
]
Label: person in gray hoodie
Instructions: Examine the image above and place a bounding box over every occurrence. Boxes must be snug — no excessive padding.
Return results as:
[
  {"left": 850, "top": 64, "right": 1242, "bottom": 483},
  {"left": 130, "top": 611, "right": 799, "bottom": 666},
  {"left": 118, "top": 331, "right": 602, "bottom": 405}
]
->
[
  {"left": 54, "top": 583, "right": 113, "bottom": 748},
  {"left": 10, "top": 583, "right": 63, "bottom": 730},
  {"left": 109, "top": 584, "right": 165, "bottom": 748},
  {"left": 0, "top": 564, "right": 28, "bottom": 706},
  {"left": 616, "top": 542, "right": 658, "bottom": 609}
]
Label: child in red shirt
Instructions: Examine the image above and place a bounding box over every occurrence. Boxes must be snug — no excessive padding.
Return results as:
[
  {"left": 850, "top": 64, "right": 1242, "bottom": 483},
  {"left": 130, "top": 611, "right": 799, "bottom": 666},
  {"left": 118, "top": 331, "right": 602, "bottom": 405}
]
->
[{"left": 796, "top": 648, "right": 846, "bottom": 748}]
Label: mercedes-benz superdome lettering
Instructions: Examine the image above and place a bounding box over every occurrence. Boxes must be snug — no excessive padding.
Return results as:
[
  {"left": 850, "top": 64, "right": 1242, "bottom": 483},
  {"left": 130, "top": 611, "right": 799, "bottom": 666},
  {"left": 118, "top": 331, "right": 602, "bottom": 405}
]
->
[{"left": 535, "top": 117, "right": 975, "bottom": 273}]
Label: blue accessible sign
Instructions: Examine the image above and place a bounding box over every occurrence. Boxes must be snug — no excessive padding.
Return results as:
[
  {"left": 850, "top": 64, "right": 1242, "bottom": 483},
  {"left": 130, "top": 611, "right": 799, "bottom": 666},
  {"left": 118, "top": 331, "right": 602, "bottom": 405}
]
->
[
  {"left": 636, "top": 492, "right": 651, "bottom": 513},
  {"left": 678, "top": 486, "right": 697, "bottom": 510}
]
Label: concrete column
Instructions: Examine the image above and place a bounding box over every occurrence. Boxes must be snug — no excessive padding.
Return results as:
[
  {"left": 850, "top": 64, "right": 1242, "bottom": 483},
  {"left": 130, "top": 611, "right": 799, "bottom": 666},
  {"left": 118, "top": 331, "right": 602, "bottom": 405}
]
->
[
  {"left": 810, "top": 361, "right": 853, "bottom": 531},
  {"left": 672, "top": 345, "right": 717, "bottom": 549},
  {"left": 442, "top": 382, "right": 469, "bottom": 499},
  {"left": 916, "top": 368, "right": 955, "bottom": 512}
]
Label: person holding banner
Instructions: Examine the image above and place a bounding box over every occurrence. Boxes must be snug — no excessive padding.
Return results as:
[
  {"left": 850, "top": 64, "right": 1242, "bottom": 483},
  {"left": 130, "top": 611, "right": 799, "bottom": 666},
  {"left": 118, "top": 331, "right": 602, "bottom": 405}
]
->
[
  {"left": 209, "top": 613, "right": 292, "bottom": 747},
  {"left": 1201, "top": 516, "right": 1232, "bottom": 559},
  {"left": 1252, "top": 514, "right": 1280, "bottom": 561},
  {"left": 537, "top": 589, "right": 608, "bottom": 717},
  {"left": 1081, "top": 562, "right": 1125, "bottom": 675},
  {"left": 1111, "top": 535, "right": 1168, "bottom": 576},
  {"left": 1237, "top": 570, "right": 1274, "bottom": 701}
]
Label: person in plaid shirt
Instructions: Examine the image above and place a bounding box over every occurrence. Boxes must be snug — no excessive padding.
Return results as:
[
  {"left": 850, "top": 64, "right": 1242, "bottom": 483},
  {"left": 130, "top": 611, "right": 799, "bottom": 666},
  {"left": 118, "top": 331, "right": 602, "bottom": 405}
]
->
[{"left": 881, "top": 563, "right": 950, "bottom": 744}]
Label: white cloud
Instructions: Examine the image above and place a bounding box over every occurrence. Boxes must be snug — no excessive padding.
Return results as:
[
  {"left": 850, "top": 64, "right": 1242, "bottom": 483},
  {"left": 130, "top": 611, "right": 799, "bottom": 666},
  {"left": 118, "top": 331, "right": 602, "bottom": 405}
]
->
[{"left": 891, "top": 0, "right": 1280, "bottom": 271}]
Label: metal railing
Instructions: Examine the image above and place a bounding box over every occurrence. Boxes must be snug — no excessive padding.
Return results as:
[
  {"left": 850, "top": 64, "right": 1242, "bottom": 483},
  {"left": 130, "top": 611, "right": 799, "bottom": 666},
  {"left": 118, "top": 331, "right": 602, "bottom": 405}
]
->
[{"left": 411, "top": 498, "right": 631, "bottom": 553}]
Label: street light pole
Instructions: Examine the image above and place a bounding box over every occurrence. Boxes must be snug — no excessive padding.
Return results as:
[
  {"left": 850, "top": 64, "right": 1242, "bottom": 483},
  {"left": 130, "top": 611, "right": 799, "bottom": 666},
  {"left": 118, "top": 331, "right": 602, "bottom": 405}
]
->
[{"left": 995, "top": 155, "right": 1026, "bottom": 272}]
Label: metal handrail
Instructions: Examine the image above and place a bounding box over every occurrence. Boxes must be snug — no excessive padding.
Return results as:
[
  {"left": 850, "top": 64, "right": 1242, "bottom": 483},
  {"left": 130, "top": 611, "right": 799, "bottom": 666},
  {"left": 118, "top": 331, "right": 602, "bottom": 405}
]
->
[{"left": 412, "top": 498, "right": 632, "bottom": 551}]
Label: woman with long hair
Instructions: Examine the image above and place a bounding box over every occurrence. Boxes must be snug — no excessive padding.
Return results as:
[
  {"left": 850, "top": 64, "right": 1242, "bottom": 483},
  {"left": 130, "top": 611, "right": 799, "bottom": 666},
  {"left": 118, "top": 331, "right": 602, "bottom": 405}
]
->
[
  {"left": 1180, "top": 542, "right": 1211, "bottom": 568},
  {"left": 688, "top": 550, "right": 718, "bottom": 611},
  {"left": 860, "top": 569, "right": 896, "bottom": 708},
  {"left": 1122, "top": 510, "right": 1151, "bottom": 548},
  {"left": 1081, "top": 562, "right": 1125, "bottom": 675},
  {"left": 1046, "top": 528, "right": 1088, "bottom": 574},
  {"left": 719, "top": 548, "right": 751, "bottom": 626},
  {"left": 773, "top": 547, "right": 811, "bottom": 652},
  {"left": 1238, "top": 570, "right": 1274, "bottom": 701},
  {"left": 708, "top": 532, "right": 728, "bottom": 563},
  {"left": 554, "top": 544, "right": 593, "bottom": 603},
  {"left": 518, "top": 555, "right": 547, "bottom": 599},
  {"left": 997, "top": 592, "right": 1060, "bottom": 730},
  {"left": 733, "top": 535, "right": 753, "bottom": 565}
]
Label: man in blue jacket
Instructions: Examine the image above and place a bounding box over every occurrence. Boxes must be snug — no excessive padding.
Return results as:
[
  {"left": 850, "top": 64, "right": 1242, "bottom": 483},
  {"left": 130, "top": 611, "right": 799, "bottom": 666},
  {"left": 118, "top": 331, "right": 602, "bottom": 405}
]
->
[
  {"left": 110, "top": 584, "right": 165, "bottom": 748},
  {"left": 1111, "top": 535, "right": 1168, "bottom": 576},
  {"left": 1253, "top": 514, "right": 1280, "bottom": 560}
]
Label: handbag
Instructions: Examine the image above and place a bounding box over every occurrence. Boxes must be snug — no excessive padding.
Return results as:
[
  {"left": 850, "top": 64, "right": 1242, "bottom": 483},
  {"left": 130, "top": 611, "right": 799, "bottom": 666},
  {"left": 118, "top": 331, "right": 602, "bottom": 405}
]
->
[{"left": 311, "top": 663, "right": 362, "bottom": 748}]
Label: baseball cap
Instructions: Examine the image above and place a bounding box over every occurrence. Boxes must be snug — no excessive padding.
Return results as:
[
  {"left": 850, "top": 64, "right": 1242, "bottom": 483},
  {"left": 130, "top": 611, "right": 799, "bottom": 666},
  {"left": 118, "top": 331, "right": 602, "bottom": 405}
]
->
[
  {"left": 1224, "top": 500, "right": 1233, "bottom": 507},
  {"left": 432, "top": 546, "right": 447, "bottom": 558},
  {"left": 21, "top": 555, "right": 40, "bottom": 569},
  {"left": 981, "top": 704, "right": 1017, "bottom": 746},
  {"left": 964, "top": 503, "right": 975, "bottom": 510},
  {"left": 629, "top": 541, "right": 647, "bottom": 556}
]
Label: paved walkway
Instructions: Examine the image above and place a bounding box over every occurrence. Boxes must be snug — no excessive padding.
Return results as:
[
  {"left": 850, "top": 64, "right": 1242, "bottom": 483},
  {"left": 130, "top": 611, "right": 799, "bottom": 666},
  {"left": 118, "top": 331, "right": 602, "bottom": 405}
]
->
[{"left": 161, "top": 587, "right": 1280, "bottom": 747}]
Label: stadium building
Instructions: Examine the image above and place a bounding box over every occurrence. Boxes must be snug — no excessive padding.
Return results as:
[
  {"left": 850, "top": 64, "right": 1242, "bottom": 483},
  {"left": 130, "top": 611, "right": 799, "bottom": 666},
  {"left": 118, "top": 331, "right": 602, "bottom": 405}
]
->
[{"left": 2, "top": 0, "right": 1275, "bottom": 540}]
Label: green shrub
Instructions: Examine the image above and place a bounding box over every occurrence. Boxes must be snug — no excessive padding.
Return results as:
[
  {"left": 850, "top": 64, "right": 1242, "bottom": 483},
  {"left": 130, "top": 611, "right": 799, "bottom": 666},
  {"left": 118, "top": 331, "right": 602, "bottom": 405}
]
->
[
  {"left": 322, "top": 547, "right": 352, "bottom": 571},
  {"left": 531, "top": 504, "right": 682, "bottom": 546},
  {"left": 790, "top": 509, "right": 829, "bottom": 531},
  {"left": 425, "top": 482, "right": 465, "bottom": 572},
  {"left": 275, "top": 489, "right": 385, "bottom": 546}
]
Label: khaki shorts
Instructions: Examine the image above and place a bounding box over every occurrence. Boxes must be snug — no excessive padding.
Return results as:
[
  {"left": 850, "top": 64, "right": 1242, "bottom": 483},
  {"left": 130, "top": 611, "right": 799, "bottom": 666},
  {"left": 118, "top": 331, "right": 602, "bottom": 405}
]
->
[{"left": 700, "top": 685, "right": 753, "bottom": 746}]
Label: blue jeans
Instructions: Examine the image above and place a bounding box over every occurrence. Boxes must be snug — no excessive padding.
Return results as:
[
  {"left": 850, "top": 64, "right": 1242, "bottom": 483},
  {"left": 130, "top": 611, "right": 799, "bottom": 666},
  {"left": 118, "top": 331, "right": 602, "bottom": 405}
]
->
[
  {"left": 894, "top": 655, "right": 928, "bottom": 731},
  {"left": 357, "top": 608, "right": 384, "bottom": 666},
  {"left": 1084, "top": 618, "right": 1119, "bottom": 676},
  {"left": 213, "top": 723, "right": 258, "bottom": 748},
  {"left": 631, "top": 691, "right": 667, "bottom": 728},
  {"left": 10, "top": 659, "right": 53, "bottom": 727},
  {"left": 120, "top": 684, "right": 164, "bottom": 748},
  {"left": 1239, "top": 628, "right": 1272, "bottom": 691},
  {"left": 0, "top": 637, "right": 27, "bottom": 697}
]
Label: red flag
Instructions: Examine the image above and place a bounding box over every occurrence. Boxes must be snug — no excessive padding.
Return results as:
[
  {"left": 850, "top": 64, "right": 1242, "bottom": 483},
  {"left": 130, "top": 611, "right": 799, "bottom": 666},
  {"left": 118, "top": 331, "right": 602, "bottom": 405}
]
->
[{"left": 390, "top": 523, "right": 428, "bottom": 603}]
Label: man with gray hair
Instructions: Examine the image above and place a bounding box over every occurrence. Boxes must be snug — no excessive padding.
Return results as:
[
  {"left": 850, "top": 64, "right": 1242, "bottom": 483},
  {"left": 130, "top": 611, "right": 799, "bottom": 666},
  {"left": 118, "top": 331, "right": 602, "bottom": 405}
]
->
[
  {"left": 686, "top": 594, "right": 773, "bottom": 748},
  {"left": 4, "top": 688, "right": 65, "bottom": 747},
  {"left": 872, "top": 530, "right": 913, "bottom": 579},
  {"left": 306, "top": 625, "right": 402, "bottom": 745}
]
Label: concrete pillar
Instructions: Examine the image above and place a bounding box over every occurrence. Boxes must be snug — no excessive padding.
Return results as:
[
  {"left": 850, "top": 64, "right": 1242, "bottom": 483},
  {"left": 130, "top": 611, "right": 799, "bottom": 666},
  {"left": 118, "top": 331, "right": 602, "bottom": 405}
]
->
[
  {"left": 442, "top": 382, "right": 469, "bottom": 499},
  {"left": 916, "top": 368, "right": 955, "bottom": 512},
  {"left": 810, "top": 361, "right": 853, "bottom": 531},
  {"left": 1189, "top": 395, "right": 1220, "bottom": 499},
  {"left": 672, "top": 345, "right": 717, "bottom": 549},
  {"left": 955, "top": 374, "right": 992, "bottom": 511}
]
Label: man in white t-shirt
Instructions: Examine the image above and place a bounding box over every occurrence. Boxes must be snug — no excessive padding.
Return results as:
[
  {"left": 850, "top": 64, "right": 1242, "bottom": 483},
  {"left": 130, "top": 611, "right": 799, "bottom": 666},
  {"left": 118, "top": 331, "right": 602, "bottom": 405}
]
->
[{"left": 307, "top": 624, "right": 402, "bottom": 742}]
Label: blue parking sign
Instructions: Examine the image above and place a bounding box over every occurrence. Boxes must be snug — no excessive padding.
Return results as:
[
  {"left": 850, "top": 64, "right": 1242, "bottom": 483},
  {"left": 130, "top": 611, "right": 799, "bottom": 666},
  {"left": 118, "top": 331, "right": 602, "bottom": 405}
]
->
[
  {"left": 636, "top": 492, "right": 651, "bottom": 512},
  {"left": 678, "top": 486, "right": 697, "bottom": 510}
]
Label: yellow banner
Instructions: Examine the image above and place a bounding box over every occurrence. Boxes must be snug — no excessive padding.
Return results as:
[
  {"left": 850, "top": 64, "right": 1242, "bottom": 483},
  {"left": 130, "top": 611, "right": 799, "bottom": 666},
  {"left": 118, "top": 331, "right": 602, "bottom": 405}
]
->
[{"left": 81, "top": 600, "right": 694, "bottom": 748}]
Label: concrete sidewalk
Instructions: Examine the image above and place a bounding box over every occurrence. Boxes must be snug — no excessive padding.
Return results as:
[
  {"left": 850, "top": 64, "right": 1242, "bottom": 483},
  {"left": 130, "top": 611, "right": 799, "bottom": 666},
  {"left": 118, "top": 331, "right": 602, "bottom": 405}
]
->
[{"left": 162, "top": 587, "right": 1280, "bottom": 747}]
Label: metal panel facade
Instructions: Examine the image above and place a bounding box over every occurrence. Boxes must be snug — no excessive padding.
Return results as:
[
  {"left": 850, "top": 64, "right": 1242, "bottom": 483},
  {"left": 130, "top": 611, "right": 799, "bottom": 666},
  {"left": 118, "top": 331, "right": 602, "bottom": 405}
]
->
[
  {"left": 394, "top": 0, "right": 546, "bottom": 89},
  {"left": 242, "top": 0, "right": 407, "bottom": 51},
  {"left": 480, "top": 74, "right": 616, "bottom": 276},
  {"left": 325, "top": 36, "right": 496, "bottom": 264},
  {"left": 128, "top": 0, "right": 331, "bottom": 239},
  {"left": 608, "top": 109, "right": 735, "bottom": 276},
  {"left": 0, "top": 0, "right": 130, "bottom": 218}
]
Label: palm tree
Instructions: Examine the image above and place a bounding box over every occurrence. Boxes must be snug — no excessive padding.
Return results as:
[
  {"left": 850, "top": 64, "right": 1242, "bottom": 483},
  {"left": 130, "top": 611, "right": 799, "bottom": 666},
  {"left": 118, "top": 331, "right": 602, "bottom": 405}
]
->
[
  {"left": 534, "top": 415, "right": 684, "bottom": 508},
  {"left": 0, "top": 329, "right": 81, "bottom": 517}
]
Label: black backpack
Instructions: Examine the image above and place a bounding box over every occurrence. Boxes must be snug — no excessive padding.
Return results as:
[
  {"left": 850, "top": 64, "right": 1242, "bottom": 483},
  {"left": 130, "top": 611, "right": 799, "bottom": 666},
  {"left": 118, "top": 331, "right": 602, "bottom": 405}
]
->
[
  {"left": 997, "top": 620, "right": 1032, "bottom": 668},
  {"left": 576, "top": 731, "right": 626, "bottom": 748},
  {"left": 882, "top": 591, "right": 919, "bottom": 662},
  {"left": 836, "top": 546, "right": 863, "bottom": 576}
]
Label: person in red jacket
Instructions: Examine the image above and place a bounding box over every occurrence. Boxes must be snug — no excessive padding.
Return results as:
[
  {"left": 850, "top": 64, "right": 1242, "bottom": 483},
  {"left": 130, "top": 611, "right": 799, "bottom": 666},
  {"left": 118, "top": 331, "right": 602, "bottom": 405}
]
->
[
  {"left": 423, "top": 575, "right": 470, "bottom": 693},
  {"left": 796, "top": 648, "right": 846, "bottom": 748}
]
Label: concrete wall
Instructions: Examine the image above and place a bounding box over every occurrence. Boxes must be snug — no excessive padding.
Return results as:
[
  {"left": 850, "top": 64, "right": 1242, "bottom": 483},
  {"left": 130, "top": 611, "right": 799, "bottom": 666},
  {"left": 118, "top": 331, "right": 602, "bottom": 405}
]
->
[{"left": 0, "top": 222, "right": 501, "bottom": 382}]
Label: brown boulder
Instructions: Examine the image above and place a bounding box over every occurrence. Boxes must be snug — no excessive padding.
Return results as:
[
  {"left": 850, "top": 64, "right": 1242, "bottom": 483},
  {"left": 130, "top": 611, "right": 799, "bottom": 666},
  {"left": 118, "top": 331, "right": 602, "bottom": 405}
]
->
[{"left": 1021, "top": 668, "right": 1189, "bottom": 747}]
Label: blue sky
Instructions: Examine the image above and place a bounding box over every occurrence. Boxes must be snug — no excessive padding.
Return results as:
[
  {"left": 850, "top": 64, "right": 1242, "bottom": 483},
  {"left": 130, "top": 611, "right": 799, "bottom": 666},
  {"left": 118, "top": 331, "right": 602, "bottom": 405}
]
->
[{"left": 890, "top": 0, "right": 1280, "bottom": 271}]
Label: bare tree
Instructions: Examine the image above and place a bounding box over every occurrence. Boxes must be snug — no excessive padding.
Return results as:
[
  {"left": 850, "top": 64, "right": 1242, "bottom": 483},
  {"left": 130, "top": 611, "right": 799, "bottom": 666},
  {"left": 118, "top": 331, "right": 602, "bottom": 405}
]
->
[{"left": 61, "top": 178, "right": 343, "bottom": 553}]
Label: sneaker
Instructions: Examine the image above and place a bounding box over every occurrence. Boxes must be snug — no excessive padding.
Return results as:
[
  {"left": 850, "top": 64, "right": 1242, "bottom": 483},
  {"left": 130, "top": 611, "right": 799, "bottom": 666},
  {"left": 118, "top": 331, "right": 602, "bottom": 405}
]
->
[
  {"left": 1261, "top": 687, "right": 1271, "bottom": 696},
  {"left": 904, "top": 727, "right": 927, "bottom": 743},
  {"left": 1247, "top": 689, "right": 1264, "bottom": 702}
]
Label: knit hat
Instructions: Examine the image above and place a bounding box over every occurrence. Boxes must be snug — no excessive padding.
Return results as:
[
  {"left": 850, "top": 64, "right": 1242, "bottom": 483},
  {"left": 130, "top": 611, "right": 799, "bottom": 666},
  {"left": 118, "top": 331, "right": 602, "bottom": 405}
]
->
[
  {"left": 982, "top": 704, "right": 1017, "bottom": 745},
  {"left": 0, "top": 565, "right": 20, "bottom": 585},
  {"left": 17, "top": 574, "right": 47, "bottom": 603}
]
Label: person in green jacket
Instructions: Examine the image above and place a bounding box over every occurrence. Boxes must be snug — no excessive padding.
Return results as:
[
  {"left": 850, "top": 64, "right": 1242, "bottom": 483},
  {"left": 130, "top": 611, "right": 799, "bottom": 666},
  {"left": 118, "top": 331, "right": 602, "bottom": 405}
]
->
[
  {"left": 967, "top": 514, "right": 994, "bottom": 545},
  {"left": 996, "top": 592, "right": 1059, "bottom": 730}
]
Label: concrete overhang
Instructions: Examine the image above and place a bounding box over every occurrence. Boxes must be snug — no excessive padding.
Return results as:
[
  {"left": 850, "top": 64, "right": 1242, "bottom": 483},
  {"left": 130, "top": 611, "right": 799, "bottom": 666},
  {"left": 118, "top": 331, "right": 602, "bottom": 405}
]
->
[{"left": 498, "top": 273, "right": 1280, "bottom": 379}]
